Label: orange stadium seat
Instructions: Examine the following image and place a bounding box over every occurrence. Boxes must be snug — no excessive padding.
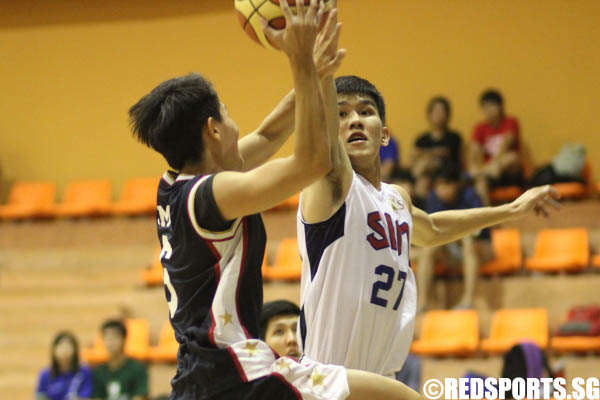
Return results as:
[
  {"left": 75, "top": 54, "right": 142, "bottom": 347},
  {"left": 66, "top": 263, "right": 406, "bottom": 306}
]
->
[
  {"left": 551, "top": 336, "right": 600, "bottom": 353},
  {"left": 480, "top": 229, "right": 522, "bottom": 276},
  {"left": 489, "top": 186, "right": 523, "bottom": 204},
  {"left": 82, "top": 318, "right": 151, "bottom": 364},
  {"left": 266, "top": 238, "right": 302, "bottom": 281},
  {"left": 141, "top": 246, "right": 163, "bottom": 287},
  {"left": 112, "top": 177, "right": 160, "bottom": 216},
  {"left": 552, "top": 162, "right": 594, "bottom": 199},
  {"left": 411, "top": 310, "right": 479, "bottom": 356},
  {"left": 0, "top": 181, "right": 56, "bottom": 220},
  {"left": 55, "top": 180, "right": 112, "bottom": 217},
  {"left": 593, "top": 255, "right": 600, "bottom": 269},
  {"left": 480, "top": 308, "right": 548, "bottom": 354},
  {"left": 525, "top": 228, "right": 589, "bottom": 273},
  {"left": 149, "top": 321, "right": 178, "bottom": 363}
]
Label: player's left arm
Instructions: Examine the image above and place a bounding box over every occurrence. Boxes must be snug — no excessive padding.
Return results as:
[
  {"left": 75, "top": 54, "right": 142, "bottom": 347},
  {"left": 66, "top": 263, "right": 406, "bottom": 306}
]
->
[
  {"left": 393, "top": 184, "right": 560, "bottom": 247},
  {"left": 238, "top": 89, "right": 296, "bottom": 172}
]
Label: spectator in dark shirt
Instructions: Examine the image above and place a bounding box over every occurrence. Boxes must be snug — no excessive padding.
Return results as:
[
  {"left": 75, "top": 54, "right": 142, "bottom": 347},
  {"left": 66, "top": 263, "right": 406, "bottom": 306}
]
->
[
  {"left": 259, "top": 300, "right": 301, "bottom": 359},
  {"left": 470, "top": 89, "right": 524, "bottom": 204},
  {"left": 36, "top": 331, "right": 93, "bottom": 400},
  {"left": 411, "top": 96, "right": 463, "bottom": 201},
  {"left": 416, "top": 164, "right": 494, "bottom": 312},
  {"left": 92, "top": 320, "right": 148, "bottom": 400},
  {"left": 379, "top": 135, "right": 401, "bottom": 182}
]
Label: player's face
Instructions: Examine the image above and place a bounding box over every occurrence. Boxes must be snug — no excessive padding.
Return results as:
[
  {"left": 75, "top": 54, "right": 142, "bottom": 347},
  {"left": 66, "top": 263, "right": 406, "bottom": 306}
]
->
[
  {"left": 429, "top": 102, "right": 448, "bottom": 129},
  {"left": 265, "top": 315, "right": 300, "bottom": 358},
  {"left": 215, "top": 103, "right": 242, "bottom": 171},
  {"left": 53, "top": 338, "right": 75, "bottom": 365},
  {"left": 102, "top": 328, "right": 125, "bottom": 358},
  {"left": 337, "top": 94, "right": 389, "bottom": 167}
]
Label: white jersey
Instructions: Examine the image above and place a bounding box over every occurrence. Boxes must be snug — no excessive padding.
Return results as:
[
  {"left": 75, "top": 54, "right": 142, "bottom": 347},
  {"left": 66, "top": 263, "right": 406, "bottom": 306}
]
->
[{"left": 297, "top": 172, "right": 417, "bottom": 376}]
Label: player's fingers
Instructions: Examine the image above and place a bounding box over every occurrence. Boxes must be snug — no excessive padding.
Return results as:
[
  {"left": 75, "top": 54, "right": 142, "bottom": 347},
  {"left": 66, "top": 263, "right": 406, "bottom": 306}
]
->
[
  {"left": 548, "top": 185, "right": 561, "bottom": 200},
  {"left": 321, "top": 9, "right": 337, "bottom": 38},
  {"left": 261, "top": 18, "right": 282, "bottom": 44},
  {"left": 296, "top": 0, "right": 306, "bottom": 19},
  {"left": 305, "top": 0, "right": 318, "bottom": 21},
  {"left": 280, "top": 0, "right": 293, "bottom": 22},
  {"left": 544, "top": 196, "right": 561, "bottom": 210},
  {"left": 314, "top": 1, "right": 325, "bottom": 28}
]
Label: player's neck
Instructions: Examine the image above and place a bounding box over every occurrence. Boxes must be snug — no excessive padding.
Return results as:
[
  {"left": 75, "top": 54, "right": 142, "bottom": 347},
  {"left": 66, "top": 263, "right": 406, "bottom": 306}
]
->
[
  {"left": 353, "top": 160, "right": 382, "bottom": 191},
  {"left": 180, "top": 154, "right": 224, "bottom": 176}
]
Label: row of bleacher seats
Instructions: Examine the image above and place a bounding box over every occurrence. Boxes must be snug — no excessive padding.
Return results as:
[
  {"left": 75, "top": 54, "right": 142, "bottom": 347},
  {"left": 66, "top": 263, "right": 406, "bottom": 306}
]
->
[
  {"left": 412, "top": 308, "right": 600, "bottom": 356},
  {"left": 0, "top": 178, "right": 301, "bottom": 220},
  {"left": 141, "top": 228, "right": 600, "bottom": 286},
  {"left": 0, "top": 178, "right": 160, "bottom": 219},
  {"left": 489, "top": 163, "right": 597, "bottom": 203},
  {"left": 2, "top": 176, "right": 599, "bottom": 221},
  {"left": 81, "top": 307, "right": 600, "bottom": 367}
]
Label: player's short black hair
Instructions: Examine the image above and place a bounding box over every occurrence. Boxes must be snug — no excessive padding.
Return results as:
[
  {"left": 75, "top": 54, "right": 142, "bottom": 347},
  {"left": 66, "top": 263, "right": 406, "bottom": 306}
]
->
[
  {"left": 129, "top": 73, "right": 222, "bottom": 170},
  {"left": 479, "top": 89, "right": 503, "bottom": 106},
  {"left": 259, "top": 300, "right": 300, "bottom": 340},
  {"left": 101, "top": 319, "right": 127, "bottom": 339},
  {"left": 50, "top": 331, "right": 80, "bottom": 378},
  {"left": 389, "top": 166, "right": 415, "bottom": 184},
  {"left": 432, "top": 162, "right": 461, "bottom": 183},
  {"left": 335, "top": 76, "right": 386, "bottom": 124},
  {"left": 427, "top": 96, "right": 451, "bottom": 119}
]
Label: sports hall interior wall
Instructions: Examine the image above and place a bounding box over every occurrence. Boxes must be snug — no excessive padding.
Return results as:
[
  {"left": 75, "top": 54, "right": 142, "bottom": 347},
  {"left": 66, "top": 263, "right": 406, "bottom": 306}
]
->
[{"left": 1, "top": 0, "right": 599, "bottom": 195}]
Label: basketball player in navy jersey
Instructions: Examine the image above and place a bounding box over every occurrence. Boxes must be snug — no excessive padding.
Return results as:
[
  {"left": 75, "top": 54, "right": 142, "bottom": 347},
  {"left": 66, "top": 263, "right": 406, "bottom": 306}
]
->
[
  {"left": 129, "top": 1, "right": 420, "bottom": 399},
  {"left": 297, "top": 67, "right": 560, "bottom": 378}
]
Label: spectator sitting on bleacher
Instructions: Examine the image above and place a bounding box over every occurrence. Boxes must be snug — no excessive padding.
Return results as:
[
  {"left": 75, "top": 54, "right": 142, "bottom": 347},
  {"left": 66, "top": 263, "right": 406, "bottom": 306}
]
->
[
  {"left": 470, "top": 89, "right": 524, "bottom": 205},
  {"left": 259, "top": 300, "right": 301, "bottom": 359},
  {"left": 36, "top": 331, "right": 93, "bottom": 400},
  {"left": 412, "top": 96, "right": 463, "bottom": 203},
  {"left": 91, "top": 320, "right": 148, "bottom": 400},
  {"left": 416, "top": 164, "right": 494, "bottom": 312}
]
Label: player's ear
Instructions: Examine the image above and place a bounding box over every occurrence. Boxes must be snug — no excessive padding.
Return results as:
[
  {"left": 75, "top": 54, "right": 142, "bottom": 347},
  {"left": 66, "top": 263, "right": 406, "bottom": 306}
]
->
[
  {"left": 205, "top": 117, "right": 221, "bottom": 142},
  {"left": 381, "top": 126, "right": 390, "bottom": 146}
]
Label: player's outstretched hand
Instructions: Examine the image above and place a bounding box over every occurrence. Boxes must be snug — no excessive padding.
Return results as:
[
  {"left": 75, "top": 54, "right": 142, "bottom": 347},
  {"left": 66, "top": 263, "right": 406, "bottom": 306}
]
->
[
  {"left": 314, "top": 7, "right": 346, "bottom": 78},
  {"left": 262, "top": 0, "right": 324, "bottom": 63},
  {"left": 510, "top": 185, "right": 561, "bottom": 218}
]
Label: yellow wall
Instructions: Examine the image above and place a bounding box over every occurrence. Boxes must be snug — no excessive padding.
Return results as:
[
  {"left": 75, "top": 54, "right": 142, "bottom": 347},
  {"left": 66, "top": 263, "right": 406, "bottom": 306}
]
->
[{"left": 1, "top": 0, "right": 598, "bottom": 198}]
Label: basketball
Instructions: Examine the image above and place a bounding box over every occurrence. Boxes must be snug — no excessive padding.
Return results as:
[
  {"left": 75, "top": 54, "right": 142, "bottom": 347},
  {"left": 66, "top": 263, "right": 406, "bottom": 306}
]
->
[{"left": 235, "top": 0, "right": 332, "bottom": 49}]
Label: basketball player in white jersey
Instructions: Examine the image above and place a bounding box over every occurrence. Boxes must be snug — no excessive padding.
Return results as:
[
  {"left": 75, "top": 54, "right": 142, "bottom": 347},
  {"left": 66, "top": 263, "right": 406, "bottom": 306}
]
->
[{"left": 297, "top": 70, "right": 560, "bottom": 377}]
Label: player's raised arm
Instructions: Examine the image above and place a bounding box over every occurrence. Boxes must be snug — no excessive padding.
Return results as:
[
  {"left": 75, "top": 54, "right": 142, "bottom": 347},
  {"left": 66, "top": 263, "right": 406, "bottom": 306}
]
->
[
  {"left": 300, "top": 4, "right": 354, "bottom": 224},
  {"left": 237, "top": 89, "right": 296, "bottom": 172},
  {"left": 212, "top": 0, "right": 333, "bottom": 220},
  {"left": 402, "top": 184, "right": 561, "bottom": 247}
]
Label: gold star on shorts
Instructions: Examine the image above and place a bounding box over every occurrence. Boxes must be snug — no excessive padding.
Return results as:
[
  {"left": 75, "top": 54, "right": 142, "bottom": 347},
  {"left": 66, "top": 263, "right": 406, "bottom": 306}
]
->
[
  {"left": 310, "top": 369, "right": 327, "bottom": 387},
  {"left": 243, "top": 341, "right": 259, "bottom": 357},
  {"left": 219, "top": 311, "right": 233, "bottom": 326},
  {"left": 276, "top": 357, "right": 292, "bottom": 371}
]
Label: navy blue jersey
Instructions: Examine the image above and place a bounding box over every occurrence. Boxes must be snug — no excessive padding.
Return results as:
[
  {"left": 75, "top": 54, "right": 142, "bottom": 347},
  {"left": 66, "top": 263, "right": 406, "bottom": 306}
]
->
[{"left": 156, "top": 172, "right": 267, "bottom": 399}]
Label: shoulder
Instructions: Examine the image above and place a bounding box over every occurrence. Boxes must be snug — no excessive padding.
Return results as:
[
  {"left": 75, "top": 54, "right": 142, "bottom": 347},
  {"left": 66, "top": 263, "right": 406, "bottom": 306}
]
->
[
  {"left": 126, "top": 358, "right": 147, "bottom": 373},
  {"left": 38, "top": 367, "right": 51, "bottom": 381},
  {"left": 447, "top": 130, "right": 462, "bottom": 141},
  {"left": 472, "top": 121, "right": 488, "bottom": 136},
  {"left": 389, "top": 184, "right": 414, "bottom": 210},
  {"left": 414, "top": 132, "right": 430, "bottom": 146},
  {"left": 92, "top": 363, "right": 108, "bottom": 376},
  {"left": 504, "top": 116, "right": 520, "bottom": 128},
  {"left": 79, "top": 365, "right": 93, "bottom": 376}
]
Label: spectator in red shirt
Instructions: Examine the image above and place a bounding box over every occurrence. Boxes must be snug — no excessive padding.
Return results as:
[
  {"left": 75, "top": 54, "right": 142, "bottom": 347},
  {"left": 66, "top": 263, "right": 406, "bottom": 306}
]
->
[{"left": 470, "top": 89, "right": 523, "bottom": 204}]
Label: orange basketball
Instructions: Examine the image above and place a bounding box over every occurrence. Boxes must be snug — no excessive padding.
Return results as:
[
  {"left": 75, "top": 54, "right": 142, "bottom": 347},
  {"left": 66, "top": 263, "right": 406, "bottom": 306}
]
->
[{"left": 235, "top": 0, "right": 332, "bottom": 49}]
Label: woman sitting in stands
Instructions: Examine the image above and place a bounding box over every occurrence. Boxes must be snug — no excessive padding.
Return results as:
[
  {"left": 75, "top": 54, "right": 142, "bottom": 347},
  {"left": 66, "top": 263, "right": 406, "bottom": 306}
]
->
[{"left": 35, "top": 331, "right": 93, "bottom": 400}]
